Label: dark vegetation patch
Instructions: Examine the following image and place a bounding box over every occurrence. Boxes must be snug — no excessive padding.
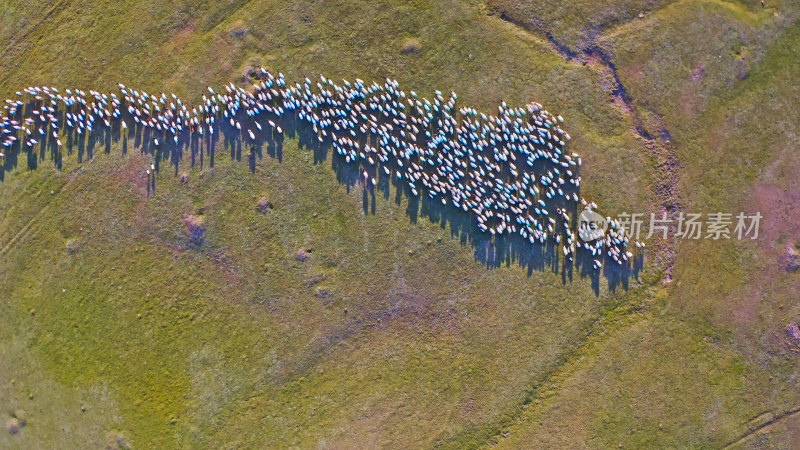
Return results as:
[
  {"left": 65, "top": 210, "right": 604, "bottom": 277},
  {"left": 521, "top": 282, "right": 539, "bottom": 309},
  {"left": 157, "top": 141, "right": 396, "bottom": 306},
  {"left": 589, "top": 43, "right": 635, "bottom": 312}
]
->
[
  {"left": 183, "top": 214, "right": 206, "bottom": 244},
  {"left": 400, "top": 37, "right": 422, "bottom": 54},
  {"left": 66, "top": 238, "right": 81, "bottom": 254},
  {"left": 228, "top": 20, "right": 249, "bottom": 40}
]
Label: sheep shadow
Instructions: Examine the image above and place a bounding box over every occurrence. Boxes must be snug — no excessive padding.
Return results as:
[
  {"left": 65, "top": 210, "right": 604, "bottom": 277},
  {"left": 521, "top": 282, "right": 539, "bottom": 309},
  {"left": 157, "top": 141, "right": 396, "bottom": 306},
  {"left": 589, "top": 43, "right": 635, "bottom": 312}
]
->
[{"left": 1, "top": 94, "right": 640, "bottom": 295}]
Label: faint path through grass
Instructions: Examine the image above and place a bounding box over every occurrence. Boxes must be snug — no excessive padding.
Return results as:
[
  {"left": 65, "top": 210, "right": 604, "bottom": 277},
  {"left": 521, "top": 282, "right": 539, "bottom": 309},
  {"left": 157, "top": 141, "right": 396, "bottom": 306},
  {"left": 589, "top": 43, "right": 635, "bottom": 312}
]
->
[
  {"left": 488, "top": 3, "right": 682, "bottom": 277},
  {"left": 437, "top": 272, "right": 664, "bottom": 448},
  {"left": 0, "top": 171, "right": 70, "bottom": 257},
  {"left": 723, "top": 407, "right": 800, "bottom": 448}
]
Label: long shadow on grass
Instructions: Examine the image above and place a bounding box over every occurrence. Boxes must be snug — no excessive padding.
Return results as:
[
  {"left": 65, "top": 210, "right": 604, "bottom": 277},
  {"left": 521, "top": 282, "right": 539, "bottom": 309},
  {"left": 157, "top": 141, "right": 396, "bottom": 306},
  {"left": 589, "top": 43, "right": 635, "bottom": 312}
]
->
[{"left": 1, "top": 95, "right": 641, "bottom": 295}]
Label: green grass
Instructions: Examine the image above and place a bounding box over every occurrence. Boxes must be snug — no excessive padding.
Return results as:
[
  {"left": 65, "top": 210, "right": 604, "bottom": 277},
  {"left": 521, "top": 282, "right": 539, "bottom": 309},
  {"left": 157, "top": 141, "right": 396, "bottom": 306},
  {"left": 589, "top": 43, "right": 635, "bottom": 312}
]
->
[
  {"left": 1, "top": 0, "right": 799, "bottom": 447},
  {"left": 486, "top": 0, "right": 678, "bottom": 53},
  {"left": 0, "top": 136, "right": 640, "bottom": 447},
  {"left": 480, "top": 1, "right": 800, "bottom": 447}
]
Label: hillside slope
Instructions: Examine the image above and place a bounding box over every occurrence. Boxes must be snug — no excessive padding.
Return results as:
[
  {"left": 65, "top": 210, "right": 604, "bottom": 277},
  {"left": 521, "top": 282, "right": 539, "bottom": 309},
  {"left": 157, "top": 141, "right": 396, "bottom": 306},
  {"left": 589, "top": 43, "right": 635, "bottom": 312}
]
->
[{"left": 1, "top": 0, "right": 798, "bottom": 447}]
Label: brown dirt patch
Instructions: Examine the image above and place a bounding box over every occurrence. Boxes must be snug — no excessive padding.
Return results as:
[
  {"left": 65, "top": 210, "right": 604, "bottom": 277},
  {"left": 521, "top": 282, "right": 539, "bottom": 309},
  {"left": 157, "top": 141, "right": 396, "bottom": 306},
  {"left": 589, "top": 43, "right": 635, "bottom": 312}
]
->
[
  {"left": 690, "top": 64, "right": 706, "bottom": 82},
  {"left": 751, "top": 183, "right": 800, "bottom": 253},
  {"left": 111, "top": 151, "right": 150, "bottom": 198},
  {"left": 183, "top": 214, "right": 206, "bottom": 244},
  {"left": 166, "top": 19, "right": 198, "bottom": 50},
  {"left": 256, "top": 196, "right": 273, "bottom": 213},
  {"left": 730, "top": 180, "right": 800, "bottom": 333},
  {"left": 295, "top": 247, "right": 310, "bottom": 262}
]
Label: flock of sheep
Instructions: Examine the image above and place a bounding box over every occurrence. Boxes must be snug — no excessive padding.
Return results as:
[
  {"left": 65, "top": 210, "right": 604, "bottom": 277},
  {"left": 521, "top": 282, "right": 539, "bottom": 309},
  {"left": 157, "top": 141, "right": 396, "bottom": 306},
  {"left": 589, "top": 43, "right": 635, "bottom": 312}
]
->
[{"left": 0, "top": 68, "right": 643, "bottom": 270}]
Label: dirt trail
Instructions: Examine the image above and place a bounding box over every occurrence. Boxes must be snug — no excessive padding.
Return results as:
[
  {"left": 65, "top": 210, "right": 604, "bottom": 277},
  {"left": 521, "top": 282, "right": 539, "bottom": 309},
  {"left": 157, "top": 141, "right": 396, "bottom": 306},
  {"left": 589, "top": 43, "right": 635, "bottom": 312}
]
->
[
  {"left": 496, "top": 11, "right": 682, "bottom": 278},
  {"left": 722, "top": 407, "right": 800, "bottom": 448},
  {"left": 0, "top": 171, "right": 72, "bottom": 258},
  {"left": 452, "top": 8, "right": 686, "bottom": 448}
]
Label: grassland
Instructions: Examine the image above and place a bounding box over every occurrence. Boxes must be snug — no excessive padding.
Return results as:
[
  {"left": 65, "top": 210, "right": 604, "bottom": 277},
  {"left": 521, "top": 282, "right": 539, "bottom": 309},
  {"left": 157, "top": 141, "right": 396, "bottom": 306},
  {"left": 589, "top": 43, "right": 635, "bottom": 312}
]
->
[{"left": 1, "top": 0, "right": 798, "bottom": 447}]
